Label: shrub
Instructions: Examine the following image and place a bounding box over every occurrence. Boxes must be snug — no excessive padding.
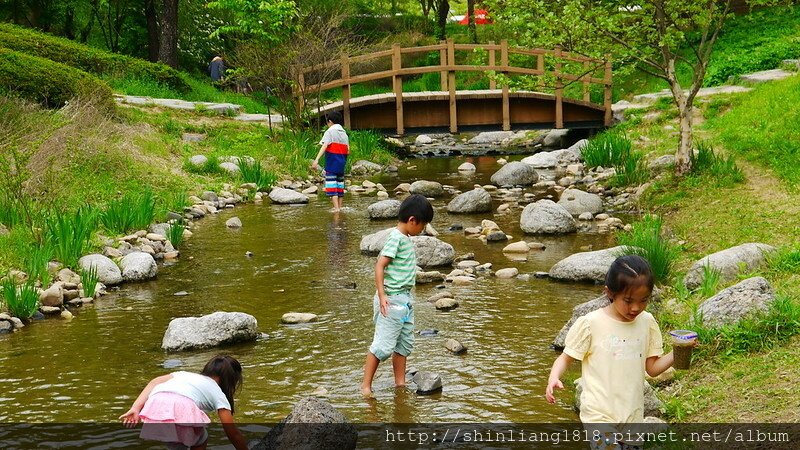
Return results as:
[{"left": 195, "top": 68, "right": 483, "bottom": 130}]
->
[
  {"left": 689, "top": 142, "right": 745, "bottom": 186},
  {"left": 2, "top": 278, "right": 39, "bottom": 319},
  {"left": 239, "top": 159, "right": 277, "bottom": 191},
  {"left": 43, "top": 206, "right": 97, "bottom": 269},
  {"left": 0, "top": 23, "right": 189, "bottom": 92},
  {"left": 617, "top": 215, "right": 681, "bottom": 285},
  {"left": 166, "top": 219, "right": 186, "bottom": 250},
  {"left": 80, "top": 265, "right": 99, "bottom": 298},
  {"left": 582, "top": 131, "right": 633, "bottom": 169},
  {"left": 0, "top": 49, "right": 114, "bottom": 109},
  {"left": 99, "top": 190, "right": 156, "bottom": 235}
]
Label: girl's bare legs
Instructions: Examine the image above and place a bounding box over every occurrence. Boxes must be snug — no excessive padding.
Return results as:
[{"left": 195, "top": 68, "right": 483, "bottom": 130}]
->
[
  {"left": 361, "top": 353, "right": 379, "bottom": 396},
  {"left": 392, "top": 353, "right": 407, "bottom": 387}
]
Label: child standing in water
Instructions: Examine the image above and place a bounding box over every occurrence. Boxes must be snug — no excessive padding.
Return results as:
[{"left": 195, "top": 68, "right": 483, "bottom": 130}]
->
[
  {"left": 311, "top": 111, "right": 349, "bottom": 212},
  {"left": 120, "top": 355, "right": 248, "bottom": 450},
  {"left": 545, "top": 255, "right": 681, "bottom": 449},
  {"left": 361, "top": 194, "right": 434, "bottom": 396}
]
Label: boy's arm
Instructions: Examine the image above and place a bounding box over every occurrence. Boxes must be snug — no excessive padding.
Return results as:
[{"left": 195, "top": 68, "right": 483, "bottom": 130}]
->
[
  {"left": 375, "top": 256, "right": 392, "bottom": 317},
  {"left": 311, "top": 143, "right": 328, "bottom": 170}
]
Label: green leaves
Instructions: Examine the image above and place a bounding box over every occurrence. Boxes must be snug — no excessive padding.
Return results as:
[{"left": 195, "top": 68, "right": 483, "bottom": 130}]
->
[{"left": 207, "top": 0, "right": 299, "bottom": 44}]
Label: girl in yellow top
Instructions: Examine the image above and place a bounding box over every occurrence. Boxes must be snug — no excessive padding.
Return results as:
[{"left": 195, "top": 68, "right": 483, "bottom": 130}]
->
[{"left": 545, "top": 255, "right": 678, "bottom": 449}]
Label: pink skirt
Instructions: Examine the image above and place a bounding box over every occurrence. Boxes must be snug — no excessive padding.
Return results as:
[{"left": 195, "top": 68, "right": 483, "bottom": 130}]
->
[{"left": 139, "top": 392, "right": 210, "bottom": 447}]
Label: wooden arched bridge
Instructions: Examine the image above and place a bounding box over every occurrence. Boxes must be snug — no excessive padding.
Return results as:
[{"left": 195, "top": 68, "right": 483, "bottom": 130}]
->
[{"left": 298, "top": 40, "right": 612, "bottom": 135}]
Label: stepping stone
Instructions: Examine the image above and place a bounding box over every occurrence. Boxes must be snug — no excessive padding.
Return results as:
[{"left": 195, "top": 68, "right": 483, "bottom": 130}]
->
[{"left": 281, "top": 312, "right": 318, "bottom": 324}]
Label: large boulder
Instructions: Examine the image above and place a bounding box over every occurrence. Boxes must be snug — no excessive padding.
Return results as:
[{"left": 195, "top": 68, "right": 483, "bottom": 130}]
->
[
  {"left": 446, "top": 188, "right": 492, "bottom": 214},
  {"left": 684, "top": 243, "right": 776, "bottom": 290},
  {"left": 413, "top": 371, "right": 443, "bottom": 395},
  {"left": 360, "top": 230, "right": 455, "bottom": 267},
  {"left": 39, "top": 283, "right": 64, "bottom": 307},
  {"left": 549, "top": 246, "right": 627, "bottom": 282},
  {"left": 350, "top": 160, "right": 383, "bottom": 175},
  {"left": 409, "top": 180, "right": 444, "bottom": 197},
  {"left": 162, "top": 311, "right": 259, "bottom": 351},
  {"left": 521, "top": 151, "right": 559, "bottom": 168},
  {"left": 696, "top": 277, "right": 776, "bottom": 327},
  {"left": 553, "top": 295, "right": 609, "bottom": 349},
  {"left": 78, "top": 254, "right": 122, "bottom": 286},
  {"left": 269, "top": 188, "right": 309, "bottom": 205},
  {"left": 490, "top": 161, "right": 540, "bottom": 186},
  {"left": 468, "top": 131, "right": 515, "bottom": 144},
  {"left": 119, "top": 252, "right": 158, "bottom": 282},
  {"left": 543, "top": 129, "right": 570, "bottom": 148},
  {"left": 520, "top": 200, "right": 577, "bottom": 234},
  {"left": 367, "top": 199, "right": 401, "bottom": 220},
  {"left": 557, "top": 188, "right": 604, "bottom": 216},
  {"left": 253, "top": 397, "right": 357, "bottom": 450}
]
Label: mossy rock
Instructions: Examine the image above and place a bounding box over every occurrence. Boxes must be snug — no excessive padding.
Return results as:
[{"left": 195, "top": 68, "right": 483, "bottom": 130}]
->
[
  {"left": 0, "top": 23, "right": 189, "bottom": 93},
  {"left": 0, "top": 48, "right": 114, "bottom": 109}
]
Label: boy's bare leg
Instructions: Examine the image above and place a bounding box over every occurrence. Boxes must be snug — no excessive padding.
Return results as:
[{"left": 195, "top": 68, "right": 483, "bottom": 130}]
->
[
  {"left": 392, "top": 352, "right": 407, "bottom": 387},
  {"left": 361, "top": 352, "right": 380, "bottom": 396},
  {"left": 336, "top": 196, "right": 343, "bottom": 209}
]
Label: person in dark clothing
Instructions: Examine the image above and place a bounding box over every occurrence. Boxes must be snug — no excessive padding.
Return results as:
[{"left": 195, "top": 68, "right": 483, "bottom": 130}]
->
[{"left": 209, "top": 56, "right": 225, "bottom": 82}]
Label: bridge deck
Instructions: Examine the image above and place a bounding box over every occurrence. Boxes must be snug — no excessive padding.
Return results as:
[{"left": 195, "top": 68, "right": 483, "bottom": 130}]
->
[{"left": 313, "top": 90, "right": 606, "bottom": 134}]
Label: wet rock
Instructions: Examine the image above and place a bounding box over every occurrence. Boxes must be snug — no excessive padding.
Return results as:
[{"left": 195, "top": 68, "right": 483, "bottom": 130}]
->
[
  {"left": 162, "top": 311, "right": 258, "bottom": 351},
  {"left": 78, "top": 254, "right": 122, "bottom": 286},
  {"left": 444, "top": 338, "right": 467, "bottom": 354},
  {"left": 40, "top": 305, "right": 61, "bottom": 314},
  {"left": 543, "top": 129, "right": 570, "bottom": 147},
  {"left": 521, "top": 151, "right": 559, "bottom": 168},
  {"left": 418, "top": 329, "right": 439, "bottom": 337},
  {"left": 162, "top": 359, "right": 184, "bottom": 369},
  {"left": 578, "top": 212, "right": 593, "bottom": 221},
  {"left": 468, "top": 131, "right": 515, "bottom": 144},
  {"left": 63, "top": 289, "right": 80, "bottom": 302},
  {"left": 427, "top": 291, "right": 454, "bottom": 303},
  {"left": 486, "top": 231, "right": 508, "bottom": 242},
  {"left": 395, "top": 183, "right": 411, "bottom": 192},
  {"left": 414, "top": 236, "right": 456, "bottom": 267},
  {"left": 174, "top": 291, "right": 189, "bottom": 296},
  {"left": 302, "top": 185, "right": 318, "bottom": 195},
  {"left": 120, "top": 252, "right": 158, "bottom": 282},
  {"left": 253, "top": 397, "right": 357, "bottom": 450},
  {"left": 464, "top": 227, "right": 481, "bottom": 235},
  {"left": 38, "top": 284, "right": 64, "bottom": 307},
  {"left": 458, "top": 162, "right": 476, "bottom": 172},
  {"left": 435, "top": 298, "right": 459, "bottom": 311},
  {"left": 447, "top": 188, "right": 492, "bottom": 213},
  {"left": 350, "top": 160, "right": 383, "bottom": 175},
  {"left": 697, "top": 277, "right": 776, "bottom": 327},
  {"left": 60, "top": 310, "right": 73, "bottom": 320},
  {"left": 415, "top": 135, "right": 433, "bottom": 145},
  {"left": 56, "top": 268, "right": 81, "bottom": 284},
  {"left": 503, "top": 241, "right": 530, "bottom": 253},
  {"left": 451, "top": 276, "right": 475, "bottom": 285},
  {"left": 684, "top": 243, "right": 776, "bottom": 290},
  {"left": 413, "top": 371, "right": 443, "bottom": 395},
  {"left": 549, "top": 246, "right": 628, "bottom": 283},
  {"left": 490, "top": 161, "right": 540, "bottom": 186},
  {"left": 520, "top": 200, "right": 577, "bottom": 234},
  {"left": 495, "top": 268, "right": 519, "bottom": 279},
  {"left": 416, "top": 271, "right": 445, "bottom": 284},
  {"left": 367, "top": 199, "right": 401, "bottom": 219},
  {"left": 557, "top": 188, "right": 604, "bottom": 216},
  {"left": 456, "top": 260, "right": 481, "bottom": 269},
  {"left": 0, "top": 321, "right": 11, "bottom": 334},
  {"left": 281, "top": 312, "right": 319, "bottom": 324},
  {"left": 423, "top": 223, "right": 439, "bottom": 237},
  {"left": 409, "top": 180, "right": 444, "bottom": 197},
  {"left": 269, "top": 188, "right": 309, "bottom": 205}
]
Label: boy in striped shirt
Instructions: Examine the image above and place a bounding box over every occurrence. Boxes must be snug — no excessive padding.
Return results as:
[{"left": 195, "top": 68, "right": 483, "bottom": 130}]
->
[
  {"left": 361, "top": 194, "right": 434, "bottom": 396},
  {"left": 311, "top": 111, "right": 349, "bottom": 212}
]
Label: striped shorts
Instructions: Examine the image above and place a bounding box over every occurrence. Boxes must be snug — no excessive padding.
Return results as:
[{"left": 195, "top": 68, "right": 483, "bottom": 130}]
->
[{"left": 324, "top": 172, "right": 345, "bottom": 197}]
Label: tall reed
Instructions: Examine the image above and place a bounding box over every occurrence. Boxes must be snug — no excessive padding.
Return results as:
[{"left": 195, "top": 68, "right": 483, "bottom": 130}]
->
[
  {"left": 99, "top": 190, "right": 156, "bottom": 234},
  {"left": 80, "top": 265, "right": 99, "bottom": 298},
  {"left": 2, "top": 279, "right": 39, "bottom": 319},
  {"left": 617, "top": 215, "right": 681, "bottom": 284},
  {"left": 24, "top": 242, "right": 54, "bottom": 287},
  {"left": 582, "top": 131, "right": 633, "bottom": 169},
  {"left": 166, "top": 219, "right": 186, "bottom": 250},
  {"left": 43, "top": 206, "right": 97, "bottom": 269},
  {"left": 239, "top": 159, "right": 277, "bottom": 191}
]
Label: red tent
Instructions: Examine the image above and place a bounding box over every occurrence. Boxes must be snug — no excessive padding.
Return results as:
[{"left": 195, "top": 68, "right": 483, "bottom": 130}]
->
[{"left": 458, "top": 9, "right": 492, "bottom": 25}]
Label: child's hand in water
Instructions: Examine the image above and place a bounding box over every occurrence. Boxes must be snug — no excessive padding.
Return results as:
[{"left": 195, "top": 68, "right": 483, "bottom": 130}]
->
[
  {"left": 545, "top": 378, "right": 564, "bottom": 404},
  {"left": 119, "top": 408, "right": 141, "bottom": 428}
]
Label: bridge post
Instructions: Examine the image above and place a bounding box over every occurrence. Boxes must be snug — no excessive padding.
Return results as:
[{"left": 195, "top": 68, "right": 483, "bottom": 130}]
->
[
  {"left": 583, "top": 61, "right": 591, "bottom": 102},
  {"left": 489, "top": 41, "right": 496, "bottom": 90},
  {"left": 439, "top": 41, "right": 448, "bottom": 90},
  {"left": 447, "top": 39, "right": 457, "bottom": 133},
  {"left": 341, "top": 54, "right": 351, "bottom": 129},
  {"left": 392, "top": 43, "right": 405, "bottom": 135},
  {"left": 554, "top": 45, "right": 564, "bottom": 129},
  {"left": 604, "top": 54, "right": 613, "bottom": 126},
  {"left": 500, "top": 40, "right": 510, "bottom": 131}
]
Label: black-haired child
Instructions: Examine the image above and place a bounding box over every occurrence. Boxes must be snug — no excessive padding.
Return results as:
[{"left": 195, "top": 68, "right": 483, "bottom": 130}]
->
[
  {"left": 361, "top": 194, "right": 434, "bottom": 396},
  {"left": 311, "top": 111, "right": 349, "bottom": 212}
]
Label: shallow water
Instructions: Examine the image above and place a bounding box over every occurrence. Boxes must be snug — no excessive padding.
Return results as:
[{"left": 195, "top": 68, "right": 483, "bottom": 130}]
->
[{"left": 0, "top": 155, "right": 615, "bottom": 433}]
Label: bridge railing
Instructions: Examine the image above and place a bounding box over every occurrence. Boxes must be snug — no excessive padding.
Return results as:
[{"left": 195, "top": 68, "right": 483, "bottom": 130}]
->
[{"left": 297, "top": 40, "right": 612, "bottom": 134}]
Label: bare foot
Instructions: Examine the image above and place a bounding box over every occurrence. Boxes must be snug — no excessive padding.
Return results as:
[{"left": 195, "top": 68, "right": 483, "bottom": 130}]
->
[
  {"left": 360, "top": 385, "right": 374, "bottom": 398},
  {"left": 394, "top": 384, "right": 407, "bottom": 389}
]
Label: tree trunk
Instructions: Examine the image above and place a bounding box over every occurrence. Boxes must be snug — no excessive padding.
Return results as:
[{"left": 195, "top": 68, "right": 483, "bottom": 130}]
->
[
  {"left": 676, "top": 104, "right": 694, "bottom": 175},
  {"left": 436, "top": 0, "right": 449, "bottom": 41},
  {"left": 157, "top": 0, "right": 179, "bottom": 68},
  {"left": 467, "top": 0, "right": 477, "bottom": 44},
  {"left": 145, "top": 0, "right": 160, "bottom": 62}
]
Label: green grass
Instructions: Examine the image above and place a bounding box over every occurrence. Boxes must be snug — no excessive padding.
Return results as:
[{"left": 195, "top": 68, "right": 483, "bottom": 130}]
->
[
  {"left": 43, "top": 206, "right": 97, "bottom": 269},
  {"left": 697, "top": 264, "right": 722, "bottom": 297},
  {"left": 2, "top": 279, "right": 40, "bottom": 319},
  {"left": 582, "top": 131, "right": 632, "bottom": 169},
  {"left": 24, "top": 243, "right": 53, "bottom": 287},
  {"left": 166, "top": 219, "right": 186, "bottom": 250},
  {"left": 80, "top": 265, "right": 99, "bottom": 298},
  {"left": 689, "top": 141, "right": 745, "bottom": 187},
  {"left": 617, "top": 215, "right": 681, "bottom": 285},
  {"left": 239, "top": 159, "right": 277, "bottom": 191},
  {"left": 706, "top": 75, "right": 800, "bottom": 189},
  {"left": 99, "top": 190, "right": 156, "bottom": 235}
]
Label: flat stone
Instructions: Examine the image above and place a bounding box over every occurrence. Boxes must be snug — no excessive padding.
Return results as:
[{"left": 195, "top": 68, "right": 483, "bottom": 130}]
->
[
  {"left": 444, "top": 338, "right": 467, "bottom": 354},
  {"left": 434, "top": 298, "right": 459, "bottom": 311},
  {"left": 412, "top": 371, "right": 443, "bottom": 395},
  {"left": 281, "top": 312, "right": 318, "bottom": 324},
  {"left": 495, "top": 268, "right": 519, "bottom": 279},
  {"left": 162, "top": 312, "right": 258, "bottom": 351}
]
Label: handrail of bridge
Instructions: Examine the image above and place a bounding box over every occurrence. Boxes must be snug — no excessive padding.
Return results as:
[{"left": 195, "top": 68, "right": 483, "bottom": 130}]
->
[{"left": 297, "top": 39, "right": 612, "bottom": 134}]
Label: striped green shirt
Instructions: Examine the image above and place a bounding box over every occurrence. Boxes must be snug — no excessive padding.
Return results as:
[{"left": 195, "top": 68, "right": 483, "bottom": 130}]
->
[{"left": 380, "top": 228, "right": 417, "bottom": 293}]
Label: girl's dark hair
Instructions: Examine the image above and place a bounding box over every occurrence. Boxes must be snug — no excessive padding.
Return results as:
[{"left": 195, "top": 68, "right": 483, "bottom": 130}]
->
[
  {"left": 605, "top": 255, "right": 654, "bottom": 297},
  {"left": 398, "top": 194, "right": 434, "bottom": 223},
  {"left": 201, "top": 355, "right": 243, "bottom": 413}
]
